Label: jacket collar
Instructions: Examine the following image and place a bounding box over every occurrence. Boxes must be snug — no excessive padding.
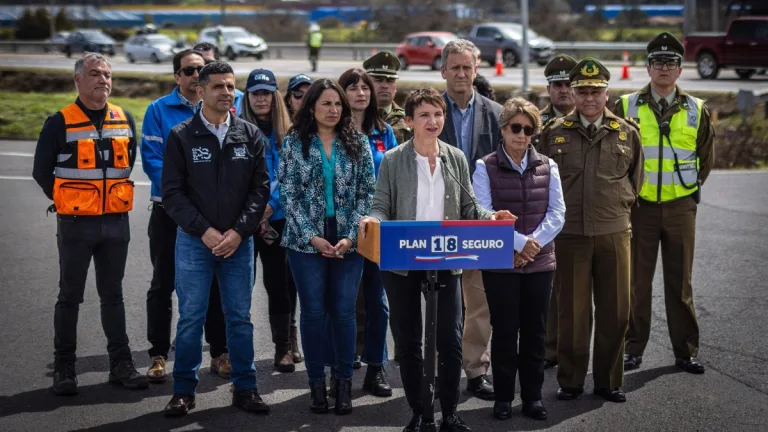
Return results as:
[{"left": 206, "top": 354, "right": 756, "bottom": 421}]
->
[
  {"left": 634, "top": 84, "right": 690, "bottom": 108},
  {"left": 190, "top": 111, "right": 248, "bottom": 144},
  {"left": 495, "top": 142, "right": 543, "bottom": 172}
]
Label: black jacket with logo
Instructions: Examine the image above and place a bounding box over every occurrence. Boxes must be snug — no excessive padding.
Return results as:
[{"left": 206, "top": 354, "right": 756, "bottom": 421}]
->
[{"left": 162, "top": 111, "right": 270, "bottom": 238}]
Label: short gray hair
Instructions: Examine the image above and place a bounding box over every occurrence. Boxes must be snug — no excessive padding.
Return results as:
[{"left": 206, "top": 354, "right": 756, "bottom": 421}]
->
[
  {"left": 74, "top": 53, "right": 112, "bottom": 75},
  {"left": 441, "top": 39, "right": 481, "bottom": 68}
]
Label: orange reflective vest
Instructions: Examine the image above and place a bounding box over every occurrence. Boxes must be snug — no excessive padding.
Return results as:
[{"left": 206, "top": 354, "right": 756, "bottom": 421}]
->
[{"left": 53, "top": 102, "right": 135, "bottom": 215}]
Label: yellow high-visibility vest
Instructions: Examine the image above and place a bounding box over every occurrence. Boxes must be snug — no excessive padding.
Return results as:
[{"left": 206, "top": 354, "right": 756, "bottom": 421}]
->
[
  {"left": 309, "top": 32, "right": 323, "bottom": 48},
  {"left": 621, "top": 92, "right": 702, "bottom": 203}
]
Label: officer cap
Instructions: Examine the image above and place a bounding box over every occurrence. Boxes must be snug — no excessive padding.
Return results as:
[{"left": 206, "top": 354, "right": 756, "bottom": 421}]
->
[
  {"left": 647, "top": 31, "right": 685, "bottom": 60},
  {"left": 363, "top": 50, "right": 400, "bottom": 79},
  {"left": 569, "top": 57, "right": 610, "bottom": 88},
  {"left": 544, "top": 54, "right": 577, "bottom": 83}
]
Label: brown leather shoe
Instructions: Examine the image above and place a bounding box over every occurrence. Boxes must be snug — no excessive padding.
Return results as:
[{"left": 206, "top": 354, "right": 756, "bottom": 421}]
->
[
  {"left": 290, "top": 325, "right": 304, "bottom": 363},
  {"left": 147, "top": 356, "right": 167, "bottom": 383},
  {"left": 274, "top": 351, "right": 295, "bottom": 373},
  {"left": 210, "top": 353, "right": 231, "bottom": 379}
]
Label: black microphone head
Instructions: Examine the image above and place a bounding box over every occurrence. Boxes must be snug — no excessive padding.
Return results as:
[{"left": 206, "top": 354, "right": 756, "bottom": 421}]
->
[{"left": 659, "top": 121, "right": 671, "bottom": 136}]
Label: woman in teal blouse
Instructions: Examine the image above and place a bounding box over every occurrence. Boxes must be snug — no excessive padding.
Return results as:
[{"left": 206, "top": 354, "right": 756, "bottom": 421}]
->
[{"left": 278, "top": 78, "right": 375, "bottom": 415}]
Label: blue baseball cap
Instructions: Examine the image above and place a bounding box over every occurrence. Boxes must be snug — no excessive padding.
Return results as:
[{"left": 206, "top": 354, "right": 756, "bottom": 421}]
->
[
  {"left": 288, "top": 74, "right": 313, "bottom": 91},
  {"left": 246, "top": 69, "right": 277, "bottom": 93}
]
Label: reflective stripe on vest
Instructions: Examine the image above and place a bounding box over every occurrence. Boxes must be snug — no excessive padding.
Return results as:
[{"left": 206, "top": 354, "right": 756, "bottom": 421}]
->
[
  {"left": 54, "top": 102, "right": 134, "bottom": 215},
  {"left": 621, "top": 92, "right": 702, "bottom": 202}
]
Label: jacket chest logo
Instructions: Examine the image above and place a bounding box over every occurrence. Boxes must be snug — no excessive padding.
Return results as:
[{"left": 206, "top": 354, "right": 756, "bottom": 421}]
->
[
  {"left": 232, "top": 145, "right": 249, "bottom": 161},
  {"left": 192, "top": 147, "right": 212, "bottom": 162}
]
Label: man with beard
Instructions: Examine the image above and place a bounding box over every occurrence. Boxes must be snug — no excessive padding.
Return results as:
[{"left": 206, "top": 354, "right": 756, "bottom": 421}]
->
[
  {"left": 364, "top": 50, "right": 412, "bottom": 144},
  {"left": 538, "top": 58, "right": 644, "bottom": 403},
  {"left": 141, "top": 49, "right": 231, "bottom": 385},
  {"left": 539, "top": 54, "right": 577, "bottom": 370},
  {"left": 615, "top": 32, "right": 714, "bottom": 376}
]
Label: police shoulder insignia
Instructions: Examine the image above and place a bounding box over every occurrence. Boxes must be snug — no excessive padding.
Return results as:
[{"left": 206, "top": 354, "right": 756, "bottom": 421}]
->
[
  {"left": 619, "top": 131, "right": 627, "bottom": 141},
  {"left": 609, "top": 120, "right": 620, "bottom": 129},
  {"left": 563, "top": 120, "right": 574, "bottom": 127},
  {"left": 624, "top": 117, "right": 640, "bottom": 131},
  {"left": 555, "top": 136, "right": 566, "bottom": 144}
]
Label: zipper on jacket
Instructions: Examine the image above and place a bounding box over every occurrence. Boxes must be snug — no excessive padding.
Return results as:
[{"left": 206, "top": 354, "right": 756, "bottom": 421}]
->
[{"left": 656, "top": 131, "right": 663, "bottom": 203}]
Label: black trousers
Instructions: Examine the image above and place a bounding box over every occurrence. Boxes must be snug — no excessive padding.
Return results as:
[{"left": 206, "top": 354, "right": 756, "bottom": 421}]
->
[
  {"left": 54, "top": 214, "right": 132, "bottom": 367},
  {"left": 146, "top": 203, "right": 227, "bottom": 359},
  {"left": 381, "top": 270, "right": 463, "bottom": 416},
  {"left": 253, "top": 218, "right": 297, "bottom": 320},
  {"left": 482, "top": 270, "right": 553, "bottom": 402}
]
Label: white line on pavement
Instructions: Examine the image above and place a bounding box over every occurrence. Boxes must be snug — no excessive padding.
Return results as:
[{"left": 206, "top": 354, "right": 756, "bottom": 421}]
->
[
  {"left": 0, "top": 175, "right": 150, "bottom": 186},
  {"left": 0, "top": 151, "right": 142, "bottom": 165}
]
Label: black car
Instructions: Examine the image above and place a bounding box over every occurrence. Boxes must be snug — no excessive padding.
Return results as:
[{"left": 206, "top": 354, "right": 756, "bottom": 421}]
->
[{"left": 63, "top": 30, "right": 116, "bottom": 58}]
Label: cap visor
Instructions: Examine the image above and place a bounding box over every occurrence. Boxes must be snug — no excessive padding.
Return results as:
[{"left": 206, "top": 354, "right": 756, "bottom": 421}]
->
[
  {"left": 367, "top": 72, "right": 399, "bottom": 79},
  {"left": 288, "top": 79, "right": 312, "bottom": 90},
  {"left": 570, "top": 81, "right": 608, "bottom": 88},
  {"left": 247, "top": 84, "right": 277, "bottom": 93}
]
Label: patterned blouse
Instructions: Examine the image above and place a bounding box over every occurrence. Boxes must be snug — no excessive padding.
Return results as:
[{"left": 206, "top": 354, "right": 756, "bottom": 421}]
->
[{"left": 278, "top": 130, "right": 375, "bottom": 254}]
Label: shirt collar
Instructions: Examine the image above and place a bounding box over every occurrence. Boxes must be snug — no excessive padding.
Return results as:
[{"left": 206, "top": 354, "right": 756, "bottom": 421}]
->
[
  {"left": 553, "top": 106, "right": 565, "bottom": 118},
  {"left": 650, "top": 88, "right": 677, "bottom": 106},
  {"left": 200, "top": 109, "right": 231, "bottom": 130},
  {"left": 446, "top": 91, "right": 475, "bottom": 111},
  {"left": 502, "top": 147, "right": 528, "bottom": 172},
  {"left": 580, "top": 114, "right": 604, "bottom": 129},
  {"left": 382, "top": 104, "right": 393, "bottom": 115}
]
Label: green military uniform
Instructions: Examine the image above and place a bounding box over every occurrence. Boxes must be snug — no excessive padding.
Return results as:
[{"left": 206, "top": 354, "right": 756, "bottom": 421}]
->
[
  {"left": 363, "top": 50, "right": 412, "bottom": 144},
  {"left": 538, "top": 58, "right": 644, "bottom": 393},
  {"left": 614, "top": 33, "right": 715, "bottom": 368},
  {"left": 540, "top": 55, "right": 578, "bottom": 365}
]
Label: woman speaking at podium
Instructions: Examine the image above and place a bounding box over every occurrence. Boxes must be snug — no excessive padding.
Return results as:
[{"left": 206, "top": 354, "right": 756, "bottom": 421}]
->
[
  {"left": 359, "top": 88, "right": 514, "bottom": 432},
  {"left": 471, "top": 97, "right": 565, "bottom": 421}
]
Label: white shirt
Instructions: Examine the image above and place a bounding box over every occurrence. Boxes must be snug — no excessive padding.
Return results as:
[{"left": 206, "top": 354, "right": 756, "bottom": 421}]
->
[
  {"left": 472, "top": 148, "right": 566, "bottom": 253},
  {"left": 200, "top": 110, "right": 231, "bottom": 148},
  {"left": 415, "top": 154, "right": 445, "bottom": 221}
]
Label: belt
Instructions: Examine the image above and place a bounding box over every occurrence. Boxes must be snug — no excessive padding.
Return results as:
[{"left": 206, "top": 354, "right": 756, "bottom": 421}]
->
[{"left": 58, "top": 212, "right": 128, "bottom": 221}]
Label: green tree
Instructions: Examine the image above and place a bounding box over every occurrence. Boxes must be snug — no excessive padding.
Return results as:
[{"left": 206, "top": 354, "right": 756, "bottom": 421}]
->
[
  {"left": 54, "top": 8, "right": 75, "bottom": 31},
  {"left": 14, "top": 8, "right": 49, "bottom": 40}
]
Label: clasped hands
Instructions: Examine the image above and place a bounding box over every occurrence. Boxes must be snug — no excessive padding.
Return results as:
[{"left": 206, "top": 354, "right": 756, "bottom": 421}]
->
[
  {"left": 202, "top": 227, "right": 242, "bottom": 259},
  {"left": 515, "top": 237, "right": 542, "bottom": 268},
  {"left": 311, "top": 236, "right": 352, "bottom": 259}
]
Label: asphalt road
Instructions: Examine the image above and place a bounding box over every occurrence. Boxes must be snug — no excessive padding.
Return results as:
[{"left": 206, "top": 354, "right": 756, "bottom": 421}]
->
[
  {"left": 1, "top": 53, "right": 767, "bottom": 94},
  {"left": 0, "top": 139, "right": 767, "bottom": 431}
]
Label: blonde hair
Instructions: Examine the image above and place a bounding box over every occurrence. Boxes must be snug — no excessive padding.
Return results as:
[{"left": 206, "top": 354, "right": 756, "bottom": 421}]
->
[
  {"left": 499, "top": 97, "right": 543, "bottom": 135},
  {"left": 240, "top": 89, "right": 291, "bottom": 148}
]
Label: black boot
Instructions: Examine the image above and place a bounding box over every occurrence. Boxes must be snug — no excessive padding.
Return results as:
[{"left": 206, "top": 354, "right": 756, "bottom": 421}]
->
[
  {"left": 334, "top": 378, "right": 353, "bottom": 415},
  {"left": 290, "top": 325, "right": 304, "bottom": 363},
  {"left": 363, "top": 365, "right": 393, "bottom": 397},
  {"left": 269, "top": 314, "right": 295, "bottom": 373},
  {"left": 51, "top": 363, "right": 78, "bottom": 396},
  {"left": 329, "top": 367, "right": 337, "bottom": 399},
  {"left": 309, "top": 379, "right": 329, "bottom": 413}
]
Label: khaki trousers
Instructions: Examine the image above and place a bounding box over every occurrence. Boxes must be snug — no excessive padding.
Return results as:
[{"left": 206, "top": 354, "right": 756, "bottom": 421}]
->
[
  {"left": 556, "top": 231, "right": 631, "bottom": 390},
  {"left": 461, "top": 269, "right": 491, "bottom": 379}
]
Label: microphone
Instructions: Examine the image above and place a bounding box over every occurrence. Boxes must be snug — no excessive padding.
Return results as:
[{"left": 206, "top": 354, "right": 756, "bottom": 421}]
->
[{"left": 440, "top": 154, "right": 483, "bottom": 219}]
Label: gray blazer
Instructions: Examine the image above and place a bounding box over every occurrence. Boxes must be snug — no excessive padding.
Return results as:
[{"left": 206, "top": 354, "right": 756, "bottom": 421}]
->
[
  {"left": 370, "top": 139, "right": 494, "bottom": 275},
  {"left": 439, "top": 91, "right": 503, "bottom": 175}
]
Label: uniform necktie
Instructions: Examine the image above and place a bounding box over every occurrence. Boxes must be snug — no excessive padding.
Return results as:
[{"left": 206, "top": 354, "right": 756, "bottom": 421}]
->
[
  {"left": 587, "top": 124, "right": 597, "bottom": 138},
  {"left": 659, "top": 98, "right": 668, "bottom": 115}
]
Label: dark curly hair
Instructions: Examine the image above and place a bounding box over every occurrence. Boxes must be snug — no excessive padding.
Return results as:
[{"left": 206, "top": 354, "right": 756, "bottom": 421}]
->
[
  {"left": 289, "top": 78, "right": 361, "bottom": 160},
  {"left": 338, "top": 68, "right": 386, "bottom": 135},
  {"left": 473, "top": 74, "right": 495, "bottom": 101}
]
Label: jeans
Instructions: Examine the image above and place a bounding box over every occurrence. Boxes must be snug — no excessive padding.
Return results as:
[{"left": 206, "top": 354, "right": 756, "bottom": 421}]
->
[
  {"left": 54, "top": 214, "right": 132, "bottom": 367},
  {"left": 381, "top": 270, "right": 463, "bottom": 417},
  {"left": 482, "top": 270, "right": 553, "bottom": 402},
  {"left": 146, "top": 203, "right": 228, "bottom": 359},
  {"left": 288, "top": 219, "right": 363, "bottom": 381},
  {"left": 172, "top": 229, "right": 256, "bottom": 396}
]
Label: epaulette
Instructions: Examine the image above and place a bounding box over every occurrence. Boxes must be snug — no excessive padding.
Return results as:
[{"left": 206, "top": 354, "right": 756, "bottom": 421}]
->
[{"left": 624, "top": 116, "right": 640, "bottom": 132}]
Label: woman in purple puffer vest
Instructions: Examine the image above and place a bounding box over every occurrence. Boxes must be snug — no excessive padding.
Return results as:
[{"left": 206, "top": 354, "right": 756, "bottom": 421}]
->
[{"left": 471, "top": 97, "right": 566, "bottom": 422}]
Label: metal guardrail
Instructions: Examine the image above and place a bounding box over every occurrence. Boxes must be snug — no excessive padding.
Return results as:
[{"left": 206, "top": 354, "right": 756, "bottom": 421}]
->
[
  {"left": 0, "top": 40, "right": 649, "bottom": 61},
  {"left": 736, "top": 87, "right": 768, "bottom": 124}
]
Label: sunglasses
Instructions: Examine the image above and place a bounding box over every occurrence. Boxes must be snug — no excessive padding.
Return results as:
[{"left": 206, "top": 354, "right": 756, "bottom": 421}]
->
[
  {"left": 291, "top": 90, "right": 305, "bottom": 100},
  {"left": 506, "top": 123, "right": 535, "bottom": 136},
  {"left": 650, "top": 60, "right": 680, "bottom": 70},
  {"left": 177, "top": 65, "right": 204, "bottom": 77}
]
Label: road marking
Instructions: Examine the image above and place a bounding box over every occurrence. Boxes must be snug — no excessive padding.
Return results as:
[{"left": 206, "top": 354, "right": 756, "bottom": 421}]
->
[
  {"left": 0, "top": 175, "right": 150, "bottom": 186},
  {"left": 0, "top": 151, "right": 142, "bottom": 165}
]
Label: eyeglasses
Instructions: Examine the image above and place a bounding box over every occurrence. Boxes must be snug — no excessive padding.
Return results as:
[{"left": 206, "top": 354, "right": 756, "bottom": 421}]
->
[
  {"left": 292, "top": 91, "right": 305, "bottom": 100},
  {"left": 650, "top": 60, "right": 680, "bottom": 70},
  {"left": 506, "top": 123, "right": 535, "bottom": 136},
  {"left": 176, "top": 65, "right": 204, "bottom": 77}
]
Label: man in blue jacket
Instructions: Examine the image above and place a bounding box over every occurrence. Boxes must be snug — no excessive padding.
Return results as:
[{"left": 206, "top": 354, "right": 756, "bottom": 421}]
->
[{"left": 141, "top": 49, "right": 230, "bottom": 384}]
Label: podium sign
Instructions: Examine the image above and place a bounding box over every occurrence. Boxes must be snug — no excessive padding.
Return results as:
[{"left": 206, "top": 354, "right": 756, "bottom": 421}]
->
[{"left": 377, "top": 220, "right": 515, "bottom": 271}]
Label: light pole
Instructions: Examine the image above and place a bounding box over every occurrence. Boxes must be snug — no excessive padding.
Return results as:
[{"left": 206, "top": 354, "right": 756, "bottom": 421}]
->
[{"left": 521, "top": 0, "right": 530, "bottom": 92}]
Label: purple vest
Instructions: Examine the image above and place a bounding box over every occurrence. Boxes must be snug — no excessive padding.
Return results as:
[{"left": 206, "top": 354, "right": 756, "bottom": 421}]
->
[{"left": 483, "top": 145, "right": 556, "bottom": 274}]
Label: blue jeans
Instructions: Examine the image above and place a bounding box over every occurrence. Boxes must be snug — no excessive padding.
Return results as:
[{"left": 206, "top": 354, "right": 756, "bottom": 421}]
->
[
  {"left": 326, "top": 258, "right": 389, "bottom": 366},
  {"left": 172, "top": 229, "right": 256, "bottom": 396},
  {"left": 288, "top": 249, "right": 363, "bottom": 381}
]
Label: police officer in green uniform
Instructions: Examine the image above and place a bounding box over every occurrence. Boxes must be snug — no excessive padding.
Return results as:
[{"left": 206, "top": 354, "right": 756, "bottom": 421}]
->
[
  {"left": 539, "top": 58, "right": 644, "bottom": 403},
  {"left": 615, "top": 32, "right": 714, "bottom": 375},
  {"left": 363, "top": 50, "right": 412, "bottom": 144},
  {"left": 307, "top": 23, "right": 323, "bottom": 72},
  {"left": 540, "top": 54, "right": 578, "bottom": 370}
]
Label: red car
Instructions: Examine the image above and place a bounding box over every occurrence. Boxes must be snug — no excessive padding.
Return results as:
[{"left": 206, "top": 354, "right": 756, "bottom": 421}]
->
[{"left": 395, "top": 32, "right": 458, "bottom": 70}]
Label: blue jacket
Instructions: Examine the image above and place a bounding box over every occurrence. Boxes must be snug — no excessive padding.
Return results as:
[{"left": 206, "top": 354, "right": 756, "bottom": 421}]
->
[
  {"left": 278, "top": 130, "right": 375, "bottom": 253},
  {"left": 141, "top": 87, "right": 244, "bottom": 201},
  {"left": 264, "top": 131, "right": 284, "bottom": 221},
  {"left": 368, "top": 124, "right": 398, "bottom": 178}
]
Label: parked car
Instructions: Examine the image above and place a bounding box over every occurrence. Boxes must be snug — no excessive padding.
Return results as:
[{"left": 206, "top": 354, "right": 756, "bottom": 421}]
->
[
  {"left": 466, "top": 23, "right": 554, "bottom": 67},
  {"left": 684, "top": 17, "right": 768, "bottom": 79},
  {"left": 62, "top": 29, "right": 116, "bottom": 58},
  {"left": 124, "top": 34, "right": 180, "bottom": 64},
  {"left": 44, "top": 31, "right": 70, "bottom": 53},
  {"left": 197, "top": 26, "right": 268, "bottom": 61},
  {"left": 395, "top": 32, "right": 458, "bottom": 70}
]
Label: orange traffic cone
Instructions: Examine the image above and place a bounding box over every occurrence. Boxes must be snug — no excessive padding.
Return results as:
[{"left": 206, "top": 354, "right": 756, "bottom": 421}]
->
[
  {"left": 371, "top": 47, "right": 377, "bottom": 55},
  {"left": 495, "top": 49, "right": 503, "bottom": 76},
  {"left": 621, "top": 51, "right": 630, "bottom": 80}
]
